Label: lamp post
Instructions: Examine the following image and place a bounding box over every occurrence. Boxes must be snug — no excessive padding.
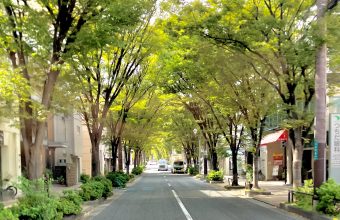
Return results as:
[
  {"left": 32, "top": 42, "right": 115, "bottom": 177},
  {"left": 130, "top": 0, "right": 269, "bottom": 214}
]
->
[{"left": 193, "top": 129, "right": 200, "bottom": 174}]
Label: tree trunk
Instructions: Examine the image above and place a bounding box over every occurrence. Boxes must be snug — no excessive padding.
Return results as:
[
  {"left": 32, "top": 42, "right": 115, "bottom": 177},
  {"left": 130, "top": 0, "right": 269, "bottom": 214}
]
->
[
  {"left": 253, "top": 153, "right": 260, "bottom": 189},
  {"left": 289, "top": 128, "right": 304, "bottom": 188},
  {"left": 91, "top": 140, "right": 101, "bottom": 177},
  {"left": 231, "top": 150, "right": 239, "bottom": 186},
  {"left": 118, "top": 140, "right": 123, "bottom": 171},
  {"left": 287, "top": 140, "right": 293, "bottom": 185},
  {"left": 133, "top": 150, "right": 138, "bottom": 168},
  {"left": 27, "top": 120, "right": 47, "bottom": 179},
  {"left": 210, "top": 149, "right": 218, "bottom": 171},
  {"left": 138, "top": 150, "right": 142, "bottom": 166},
  {"left": 125, "top": 147, "right": 131, "bottom": 175},
  {"left": 292, "top": 146, "right": 303, "bottom": 188},
  {"left": 111, "top": 138, "right": 119, "bottom": 172}
]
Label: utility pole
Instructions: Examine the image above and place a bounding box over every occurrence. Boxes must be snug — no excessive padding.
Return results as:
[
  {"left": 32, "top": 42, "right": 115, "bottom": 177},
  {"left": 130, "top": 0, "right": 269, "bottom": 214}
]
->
[{"left": 314, "top": 0, "right": 328, "bottom": 188}]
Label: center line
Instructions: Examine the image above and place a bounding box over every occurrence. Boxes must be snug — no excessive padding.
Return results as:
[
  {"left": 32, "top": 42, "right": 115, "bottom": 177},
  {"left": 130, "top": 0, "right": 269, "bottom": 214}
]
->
[{"left": 172, "top": 190, "right": 193, "bottom": 220}]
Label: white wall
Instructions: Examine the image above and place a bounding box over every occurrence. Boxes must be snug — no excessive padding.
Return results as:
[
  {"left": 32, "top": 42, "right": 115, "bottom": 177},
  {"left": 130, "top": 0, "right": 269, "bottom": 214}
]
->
[
  {"left": 0, "top": 120, "right": 21, "bottom": 185},
  {"left": 53, "top": 113, "right": 83, "bottom": 166}
]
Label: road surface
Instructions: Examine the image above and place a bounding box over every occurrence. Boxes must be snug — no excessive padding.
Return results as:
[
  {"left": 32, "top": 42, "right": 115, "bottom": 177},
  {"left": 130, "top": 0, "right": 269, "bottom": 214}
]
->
[{"left": 90, "top": 168, "right": 304, "bottom": 220}]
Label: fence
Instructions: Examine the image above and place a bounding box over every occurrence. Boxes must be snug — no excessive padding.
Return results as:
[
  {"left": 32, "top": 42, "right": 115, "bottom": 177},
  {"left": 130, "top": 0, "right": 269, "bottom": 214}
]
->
[{"left": 287, "top": 190, "right": 316, "bottom": 206}]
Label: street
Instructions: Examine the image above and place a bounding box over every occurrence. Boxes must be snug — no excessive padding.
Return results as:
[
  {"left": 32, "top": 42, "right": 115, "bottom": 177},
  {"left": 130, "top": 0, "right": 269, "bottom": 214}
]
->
[{"left": 90, "top": 168, "right": 305, "bottom": 220}]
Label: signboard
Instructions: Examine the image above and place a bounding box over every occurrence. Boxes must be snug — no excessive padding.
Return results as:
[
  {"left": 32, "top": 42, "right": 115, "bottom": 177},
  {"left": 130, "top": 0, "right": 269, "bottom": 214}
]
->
[
  {"left": 273, "top": 154, "right": 283, "bottom": 165},
  {"left": 313, "top": 140, "right": 319, "bottom": 160},
  {"left": 330, "top": 114, "right": 340, "bottom": 183},
  {"left": 272, "top": 165, "right": 279, "bottom": 176}
]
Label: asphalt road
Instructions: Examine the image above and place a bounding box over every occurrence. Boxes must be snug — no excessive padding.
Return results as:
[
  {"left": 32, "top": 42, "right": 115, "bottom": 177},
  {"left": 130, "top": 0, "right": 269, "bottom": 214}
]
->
[{"left": 91, "top": 169, "right": 305, "bottom": 220}]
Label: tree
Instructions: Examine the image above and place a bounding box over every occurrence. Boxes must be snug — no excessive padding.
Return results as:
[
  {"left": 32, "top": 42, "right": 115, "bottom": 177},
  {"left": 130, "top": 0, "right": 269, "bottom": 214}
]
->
[
  {"left": 168, "top": 0, "right": 317, "bottom": 188},
  {"left": 163, "top": 105, "right": 199, "bottom": 167},
  {"left": 104, "top": 62, "right": 154, "bottom": 172},
  {"left": 68, "top": 1, "right": 156, "bottom": 176},
  {"left": 122, "top": 90, "right": 167, "bottom": 168},
  {"left": 1, "top": 0, "right": 105, "bottom": 179},
  {"left": 0, "top": 62, "right": 28, "bottom": 119}
]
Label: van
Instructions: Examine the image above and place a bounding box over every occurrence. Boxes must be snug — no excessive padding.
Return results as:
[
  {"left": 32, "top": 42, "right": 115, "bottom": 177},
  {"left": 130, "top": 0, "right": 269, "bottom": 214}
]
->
[
  {"left": 171, "top": 160, "right": 186, "bottom": 174},
  {"left": 158, "top": 159, "right": 168, "bottom": 171}
]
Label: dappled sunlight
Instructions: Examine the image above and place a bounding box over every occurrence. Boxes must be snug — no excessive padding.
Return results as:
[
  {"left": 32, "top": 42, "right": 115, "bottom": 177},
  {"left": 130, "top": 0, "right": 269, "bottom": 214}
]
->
[{"left": 200, "top": 190, "right": 233, "bottom": 198}]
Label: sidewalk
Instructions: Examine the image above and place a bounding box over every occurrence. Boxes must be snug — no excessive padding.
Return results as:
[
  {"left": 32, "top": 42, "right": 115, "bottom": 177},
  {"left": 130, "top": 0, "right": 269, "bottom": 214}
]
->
[
  {"left": 220, "top": 176, "right": 292, "bottom": 207},
  {"left": 251, "top": 181, "right": 292, "bottom": 207},
  {"left": 51, "top": 183, "right": 82, "bottom": 195}
]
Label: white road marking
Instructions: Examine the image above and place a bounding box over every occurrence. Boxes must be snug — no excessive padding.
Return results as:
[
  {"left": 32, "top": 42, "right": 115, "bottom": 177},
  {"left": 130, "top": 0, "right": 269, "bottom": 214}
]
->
[
  {"left": 168, "top": 183, "right": 172, "bottom": 187},
  {"left": 172, "top": 190, "right": 193, "bottom": 220}
]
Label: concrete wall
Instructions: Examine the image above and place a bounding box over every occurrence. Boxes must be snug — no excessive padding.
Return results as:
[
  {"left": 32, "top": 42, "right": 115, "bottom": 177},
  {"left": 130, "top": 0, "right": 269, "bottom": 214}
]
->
[
  {"left": 66, "top": 155, "right": 79, "bottom": 186},
  {"left": 0, "top": 120, "right": 21, "bottom": 186}
]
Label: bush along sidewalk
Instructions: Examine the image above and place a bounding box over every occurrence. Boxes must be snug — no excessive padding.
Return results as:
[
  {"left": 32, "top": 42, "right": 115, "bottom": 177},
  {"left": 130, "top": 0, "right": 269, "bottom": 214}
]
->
[
  {"left": 187, "top": 166, "right": 199, "bottom": 176},
  {"left": 285, "top": 179, "right": 340, "bottom": 219},
  {"left": 206, "top": 170, "right": 224, "bottom": 183},
  {"left": 0, "top": 171, "right": 139, "bottom": 220}
]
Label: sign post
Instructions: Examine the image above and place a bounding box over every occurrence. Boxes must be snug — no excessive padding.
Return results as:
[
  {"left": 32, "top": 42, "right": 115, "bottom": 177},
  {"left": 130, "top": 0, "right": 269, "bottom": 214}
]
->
[
  {"left": 330, "top": 114, "right": 340, "bottom": 183},
  {"left": 314, "top": 140, "right": 319, "bottom": 160}
]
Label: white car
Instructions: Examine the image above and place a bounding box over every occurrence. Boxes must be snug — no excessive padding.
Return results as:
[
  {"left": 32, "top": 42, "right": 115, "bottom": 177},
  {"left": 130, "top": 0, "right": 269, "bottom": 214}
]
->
[
  {"left": 158, "top": 159, "right": 168, "bottom": 171},
  {"left": 158, "top": 163, "right": 168, "bottom": 171}
]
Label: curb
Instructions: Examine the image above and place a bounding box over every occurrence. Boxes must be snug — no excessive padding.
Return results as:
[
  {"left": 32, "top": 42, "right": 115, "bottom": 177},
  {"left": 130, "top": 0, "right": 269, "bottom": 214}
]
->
[
  {"left": 252, "top": 197, "right": 279, "bottom": 207},
  {"left": 245, "top": 190, "right": 271, "bottom": 197},
  {"left": 279, "top": 203, "right": 333, "bottom": 220}
]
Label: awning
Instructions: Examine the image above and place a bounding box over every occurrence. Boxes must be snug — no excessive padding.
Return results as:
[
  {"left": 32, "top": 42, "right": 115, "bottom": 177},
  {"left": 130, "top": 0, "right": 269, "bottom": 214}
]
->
[{"left": 260, "top": 130, "right": 288, "bottom": 146}]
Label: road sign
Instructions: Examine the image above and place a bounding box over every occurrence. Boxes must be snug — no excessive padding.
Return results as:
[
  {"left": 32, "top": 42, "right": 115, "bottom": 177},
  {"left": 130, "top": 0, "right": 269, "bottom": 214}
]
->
[
  {"left": 330, "top": 114, "right": 340, "bottom": 184},
  {"left": 314, "top": 140, "right": 318, "bottom": 160}
]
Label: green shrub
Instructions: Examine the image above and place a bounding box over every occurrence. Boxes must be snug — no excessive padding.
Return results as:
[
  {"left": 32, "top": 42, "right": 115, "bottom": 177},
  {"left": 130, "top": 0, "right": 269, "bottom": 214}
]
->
[
  {"left": 295, "top": 179, "right": 314, "bottom": 210},
  {"left": 0, "top": 204, "right": 18, "bottom": 220},
  {"left": 79, "top": 180, "right": 104, "bottom": 201},
  {"left": 129, "top": 174, "right": 135, "bottom": 180},
  {"left": 106, "top": 172, "right": 127, "bottom": 188},
  {"left": 131, "top": 166, "right": 143, "bottom": 175},
  {"left": 92, "top": 176, "right": 113, "bottom": 198},
  {"left": 57, "top": 190, "right": 83, "bottom": 216},
  {"left": 44, "top": 169, "right": 53, "bottom": 180},
  {"left": 316, "top": 179, "right": 340, "bottom": 216},
  {"left": 80, "top": 173, "right": 91, "bottom": 184},
  {"left": 13, "top": 177, "right": 63, "bottom": 220},
  {"left": 116, "top": 171, "right": 130, "bottom": 182},
  {"left": 207, "top": 170, "right": 224, "bottom": 181},
  {"left": 188, "top": 166, "right": 199, "bottom": 176}
]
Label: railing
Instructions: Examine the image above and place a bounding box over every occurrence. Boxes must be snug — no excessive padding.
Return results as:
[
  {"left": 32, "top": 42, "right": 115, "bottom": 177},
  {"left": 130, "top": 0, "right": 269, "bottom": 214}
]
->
[
  {"left": 288, "top": 189, "right": 340, "bottom": 209},
  {"left": 288, "top": 190, "right": 316, "bottom": 205}
]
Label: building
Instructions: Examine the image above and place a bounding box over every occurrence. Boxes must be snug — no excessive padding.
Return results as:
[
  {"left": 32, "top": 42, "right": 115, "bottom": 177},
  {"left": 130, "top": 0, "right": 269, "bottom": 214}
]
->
[
  {"left": 0, "top": 119, "right": 21, "bottom": 200},
  {"left": 46, "top": 113, "right": 83, "bottom": 186},
  {"left": 81, "top": 124, "right": 108, "bottom": 176},
  {"left": 259, "top": 130, "right": 288, "bottom": 181},
  {"left": 81, "top": 125, "right": 92, "bottom": 176}
]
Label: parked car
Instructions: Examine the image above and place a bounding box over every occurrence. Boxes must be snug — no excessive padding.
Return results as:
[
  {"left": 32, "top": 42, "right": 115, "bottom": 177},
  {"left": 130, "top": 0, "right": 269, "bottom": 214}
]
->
[{"left": 171, "top": 160, "right": 186, "bottom": 174}]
